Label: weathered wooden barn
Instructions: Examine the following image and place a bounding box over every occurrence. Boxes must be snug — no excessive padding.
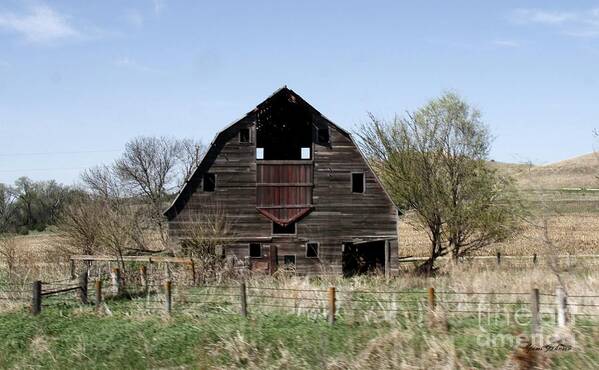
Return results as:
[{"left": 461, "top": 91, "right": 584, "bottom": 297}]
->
[{"left": 165, "top": 87, "right": 399, "bottom": 275}]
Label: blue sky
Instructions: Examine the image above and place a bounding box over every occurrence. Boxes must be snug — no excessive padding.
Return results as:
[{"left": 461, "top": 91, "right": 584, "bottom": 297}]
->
[{"left": 1, "top": 1, "right": 598, "bottom": 185}]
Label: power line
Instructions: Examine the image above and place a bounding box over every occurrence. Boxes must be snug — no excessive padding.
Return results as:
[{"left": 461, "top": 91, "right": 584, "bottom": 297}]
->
[
  {"left": 0, "top": 167, "right": 88, "bottom": 173},
  {"left": 0, "top": 149, "right": 120, "bottom": 157}
]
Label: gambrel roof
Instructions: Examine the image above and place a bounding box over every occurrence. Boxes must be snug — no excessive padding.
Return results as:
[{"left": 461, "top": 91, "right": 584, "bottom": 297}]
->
[{"left": 164, "top": 86, "right": 396, "bottom": 219}]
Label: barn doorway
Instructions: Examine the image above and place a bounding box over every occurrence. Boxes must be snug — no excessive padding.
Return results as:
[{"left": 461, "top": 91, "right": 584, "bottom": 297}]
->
[
  {"left": 249, "top": 245, "right": 278, "bottom": 274},
  {"left": 342, "top": 241, "right": 386, "bottom": 277}
]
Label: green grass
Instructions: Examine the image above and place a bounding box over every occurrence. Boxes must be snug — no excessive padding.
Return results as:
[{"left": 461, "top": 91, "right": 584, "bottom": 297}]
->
[
  {"left": 0, "top": 302, "right": 597, "bottom": 369},
  {"left": 0, "top": 306, "right": 392, "bottom": 369}
]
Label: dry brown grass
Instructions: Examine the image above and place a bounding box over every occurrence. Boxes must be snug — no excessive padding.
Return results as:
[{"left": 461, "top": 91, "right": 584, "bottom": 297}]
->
[
  {"left": 493, "top": 152, "right": 599, "bottom": 190},
  {"left": 0, "top": 233, "right": 68, "bottom": 284}
]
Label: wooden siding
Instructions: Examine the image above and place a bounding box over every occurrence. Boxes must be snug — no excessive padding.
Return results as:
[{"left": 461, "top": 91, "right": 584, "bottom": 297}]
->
[{"left": 167, "top": 90, "right": 398, "bottom": 275}]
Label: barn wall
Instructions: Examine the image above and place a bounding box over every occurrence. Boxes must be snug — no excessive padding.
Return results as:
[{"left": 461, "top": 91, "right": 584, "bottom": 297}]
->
[
  {"left": 167, "top": 110, "right": 398, "bottom": 275},
  {"left": 299, "top": 116, "right": 398, "bottom": 273}
]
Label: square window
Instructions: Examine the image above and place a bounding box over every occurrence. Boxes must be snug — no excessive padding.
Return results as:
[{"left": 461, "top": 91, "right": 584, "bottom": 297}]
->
[
  {"left": 317, "top": 128, "right": 330, "bottom": 144},
  {"left": 203, "top": 173, "right": 215, "bottom": 192},
  {"left": 301, "top": 147, "right": 311, "bottom": 159},
  {"left": 256, "top": 147, "right": 264, "bottom": 160},
  {"left": 240, "top": 128, "right": 250, "bottom": 143},
  {"left": 249, "top": 243, "right": 261, "bottom": 258},
  {"left": 283, "top": 255, "right": 296, "bottom": 266},
  {"left": 273, "top": 222, "right": 296, "bottom": 235},
  {"left": 306, "top": 242, "right": 318, "bottom": 258},
  {"left": 351, "top": 173, "right": 364, "bottom": 193}
]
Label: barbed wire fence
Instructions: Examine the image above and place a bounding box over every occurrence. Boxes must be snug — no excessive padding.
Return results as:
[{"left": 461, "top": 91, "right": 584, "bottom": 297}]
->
[{"left": 2, "top": 270, "right": 598, "bottom": 336}]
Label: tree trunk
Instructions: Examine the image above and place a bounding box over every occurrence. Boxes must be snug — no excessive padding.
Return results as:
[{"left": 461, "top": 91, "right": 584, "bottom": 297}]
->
[{"left": 417, "top": 234, "right": 442, "bottom": 276}]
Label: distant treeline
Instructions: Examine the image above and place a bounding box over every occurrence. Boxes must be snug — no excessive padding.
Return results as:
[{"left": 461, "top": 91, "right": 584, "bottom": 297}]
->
[
  {"left": 0, "top": 177, "right": 84, "bottom": 234},
  {"left": 1, "top": 136, "right": 205, "bottom": 237}
]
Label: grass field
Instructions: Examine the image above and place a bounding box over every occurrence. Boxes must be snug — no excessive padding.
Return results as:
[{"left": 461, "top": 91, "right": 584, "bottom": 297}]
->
[
  {"left": 1, "top": 264, "right": 599, "bottom": 369},
  {"left": 1, "top": 153, "right": 599, "bottom": 369},
  {"left": 0, "top": 307, "right": 596, "bottom": 369}
]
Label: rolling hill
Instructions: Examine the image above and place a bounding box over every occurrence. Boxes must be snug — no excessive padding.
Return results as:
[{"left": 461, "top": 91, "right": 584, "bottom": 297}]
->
[{"left": 493, "top": 152, "right": 599, "bottom": 190}]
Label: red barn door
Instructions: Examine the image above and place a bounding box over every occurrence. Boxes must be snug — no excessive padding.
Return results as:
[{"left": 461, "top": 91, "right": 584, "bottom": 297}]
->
[{"left": 256, "top": 161, "right": 313, "bottom": 226}]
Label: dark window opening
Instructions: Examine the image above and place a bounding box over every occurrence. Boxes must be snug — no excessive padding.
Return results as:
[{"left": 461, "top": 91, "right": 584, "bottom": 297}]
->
[
  {"left": 283, "top": 255, "right": 296, "bottom": 266},
  {"left": 273, "top": 222, "right": 296, "bottom": 235},
  {"left": 306, "top": 242, "right": 318, "bottom": 258},
  {"left": 249, "top": 243, "right": 261, "bottom": 258},
  {"left": 240, "top": 128, "right": 250, "bottom": 143},
  {"left": 317, "top": 127, "right": 330, "bottom": 145},
  {"left": 352, "top": 173, "right": 364, "bottom": 193},
  {"left": 256, "top": 90, "right": 313, "bottom": 160},
  {"left": 203, "top": 173, "right": 215, "bottom": 192},
  {"left": 342, "top": 241, "right": 386, "bottom": 277}
]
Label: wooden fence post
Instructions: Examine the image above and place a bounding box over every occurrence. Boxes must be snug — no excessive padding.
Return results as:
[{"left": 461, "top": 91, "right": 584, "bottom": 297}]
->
[
  {"left": 240, "top": 282, "right": 248, "bottom": 317},
  {"left": 164, "top": 263, "right": 172, "bottom": 281},
  {"left": 530, "top": 288, "right": 541, "bottom": 335},
  {"left": 69, "top": 259, "right": 76, "bottom": 279},
  {"left": 189, "top": 259, "right": 196, "bottom": 286},
  {"left": 556, "top": 287, "right": 568, "bottom": 327},
  {"left": 164, "top": 280, "right": 172, "bottom": 315},
  {"left": 428, "top": 287, "right": 436, "bottom": 310},
  {"left": 140, "top": 265, "right": 148, "bottom": 295},
  {"left": 496, "top": 252, "right": 501, "bottom": 266},
  {"left": 31, "top": 280, "right": 42, "bottom": 316},
  {"left": 95, "top": 280, "right": 102, "bottom": 310},
  {"left": 78, "top": 271, "right": 88, "bottom": 305},
  {"left": 328, "top": 286, "right": 336, "bottom": 325},
  {"left": 111, "top": 268, "right": 121, "bottom": 296},
  {"left": 533, "top": 253, "right": 538, "bottom": 266}
]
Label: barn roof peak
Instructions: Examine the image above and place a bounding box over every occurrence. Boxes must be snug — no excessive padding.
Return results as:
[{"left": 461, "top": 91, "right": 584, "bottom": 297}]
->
[{"left": 164, "top": 87, "right": 395, "bottom": 218}]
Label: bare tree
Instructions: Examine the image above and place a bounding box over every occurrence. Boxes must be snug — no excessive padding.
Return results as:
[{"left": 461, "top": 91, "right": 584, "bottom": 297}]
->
[
  {"left": 55, "top": 195, "right": 104, "bottom": 256},
  {"left": 66, "top": 135, "right": 206, "bottom": 269},
  {"left": 180, "top": 203, "right": 236, "bottom": 282},
  {"left": 177, "top": 138, "right": 206, "bottom": 187},
  {"left": 81, "top": 136, "right": 205, "bottom": 250},
  {"left": 81, "top": 165, "right": 124, "bottom": 203},
  {"left": 0, "top": 184, "right": 17, "bottom": 233},
  {"left": 357, "top": 92, "right": 522, "bottom": 273},
  {"left": 56, "top": 193, "right": 159, "bottom": 272}
]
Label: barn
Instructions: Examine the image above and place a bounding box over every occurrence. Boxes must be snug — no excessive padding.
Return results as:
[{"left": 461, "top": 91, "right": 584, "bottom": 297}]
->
[{"left": 165, "top": 87, "right": 399, "bottom": 276}]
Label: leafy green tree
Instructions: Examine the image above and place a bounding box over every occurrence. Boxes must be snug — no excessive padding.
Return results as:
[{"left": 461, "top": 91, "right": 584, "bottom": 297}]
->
[{"left": 357, "top": 92, "right": 522, "bottom": 273}]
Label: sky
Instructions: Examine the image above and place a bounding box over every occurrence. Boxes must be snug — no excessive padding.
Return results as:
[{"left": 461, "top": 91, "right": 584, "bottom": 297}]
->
[{"left": 1, "top": 0, "right": 598, "bottom": 185}]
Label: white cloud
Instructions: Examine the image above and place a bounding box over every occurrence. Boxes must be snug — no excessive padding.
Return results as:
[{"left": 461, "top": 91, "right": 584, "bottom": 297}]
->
[
  {"left": 0, "top": 4, "right": 79, "bottom": 44},
  {"left": 511, "top": 7, "right": 599, "bottom": 38},
  {"left": 493, "top": 40, "right": 521, "bottom": 48},
  {"left": 153, "top": 0, "right": 167, "bottom": 15}
]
